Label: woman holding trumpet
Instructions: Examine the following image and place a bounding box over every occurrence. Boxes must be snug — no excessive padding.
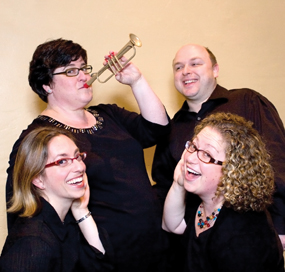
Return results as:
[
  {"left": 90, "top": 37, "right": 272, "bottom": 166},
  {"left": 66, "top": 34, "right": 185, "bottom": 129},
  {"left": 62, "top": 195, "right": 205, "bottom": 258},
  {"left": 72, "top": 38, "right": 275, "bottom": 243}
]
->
[{"left": 6, "top": 38, "right": 169, "bottom": 272}]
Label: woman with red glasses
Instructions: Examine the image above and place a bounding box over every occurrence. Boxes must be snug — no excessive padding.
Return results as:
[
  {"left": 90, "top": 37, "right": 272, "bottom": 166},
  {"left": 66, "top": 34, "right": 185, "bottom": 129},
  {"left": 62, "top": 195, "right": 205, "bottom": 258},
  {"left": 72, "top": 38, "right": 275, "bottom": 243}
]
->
[{"left": 1, "top": 127, "right": 112, "bottom": 272}]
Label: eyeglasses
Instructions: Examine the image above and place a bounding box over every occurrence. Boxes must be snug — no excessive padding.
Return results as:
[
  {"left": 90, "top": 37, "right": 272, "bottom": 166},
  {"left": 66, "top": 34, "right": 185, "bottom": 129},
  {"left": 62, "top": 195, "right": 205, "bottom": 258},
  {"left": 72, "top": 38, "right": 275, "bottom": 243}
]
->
[
  {"left": 185, "top": 141, "right": 223, "bottom": 166},
  {"left": 45, "top": 152, "right": 87, "bottom": 168},
  {"left": 52, "top": 65, "right": 92, "bottom": 77}
]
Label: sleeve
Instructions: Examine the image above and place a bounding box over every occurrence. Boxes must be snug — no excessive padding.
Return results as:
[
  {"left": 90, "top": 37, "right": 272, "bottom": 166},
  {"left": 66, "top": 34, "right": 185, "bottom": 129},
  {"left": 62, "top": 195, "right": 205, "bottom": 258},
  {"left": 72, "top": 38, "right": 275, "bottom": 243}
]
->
[
  {"left": 0, "top": 237, "right": 59, "bottom": 272},
  {"left": 94, "top": 104, "right": 171, "bottom": 148},
  {"left": 248, "top": 91, "right": 285, "bottom": 234},
  {"left": 79, "top": 227, "right": 114, "bottom": 272},
  {"left": 151, "top": 133, "right": 178, "bottom": 206},
  {"left": 152, "top": 104, "right": 192, "bottom": 208}
]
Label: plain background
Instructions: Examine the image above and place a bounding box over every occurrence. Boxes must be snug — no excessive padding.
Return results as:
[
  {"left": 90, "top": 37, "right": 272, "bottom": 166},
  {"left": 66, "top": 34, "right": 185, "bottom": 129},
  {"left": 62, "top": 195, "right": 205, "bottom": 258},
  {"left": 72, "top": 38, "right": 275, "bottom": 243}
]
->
[{"left": 1, "top": 0, "right": 285, "bottom": 250}]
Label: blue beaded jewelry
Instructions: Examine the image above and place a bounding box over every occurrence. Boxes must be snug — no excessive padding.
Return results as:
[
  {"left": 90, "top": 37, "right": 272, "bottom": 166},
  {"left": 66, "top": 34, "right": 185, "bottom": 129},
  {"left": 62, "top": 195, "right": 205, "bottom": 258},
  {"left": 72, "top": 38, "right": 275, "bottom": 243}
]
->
[{"left": 197, "top": 204, "right": 222, "bottom": 229}]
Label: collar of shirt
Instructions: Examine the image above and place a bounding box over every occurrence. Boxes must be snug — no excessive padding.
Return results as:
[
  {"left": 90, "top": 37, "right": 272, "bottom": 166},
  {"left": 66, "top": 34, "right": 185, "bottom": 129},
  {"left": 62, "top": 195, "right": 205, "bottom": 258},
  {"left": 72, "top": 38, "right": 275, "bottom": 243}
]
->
[
  {"left": 40, "top": 198, "right": 76, "bottom": 242},
  {"left": 173, "top": 85, "right": 229, "bottom": 121}
]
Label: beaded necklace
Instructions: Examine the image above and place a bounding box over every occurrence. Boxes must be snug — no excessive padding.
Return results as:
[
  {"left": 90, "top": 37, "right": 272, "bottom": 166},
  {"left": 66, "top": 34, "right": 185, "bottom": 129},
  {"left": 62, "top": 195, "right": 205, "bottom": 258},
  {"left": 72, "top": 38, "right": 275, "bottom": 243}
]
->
[
  {"left": 197, "top": 203, "right": 222, "bottom": 229},
  {"left": 37, "top": 109, "right": 104, "bottom": 134}
]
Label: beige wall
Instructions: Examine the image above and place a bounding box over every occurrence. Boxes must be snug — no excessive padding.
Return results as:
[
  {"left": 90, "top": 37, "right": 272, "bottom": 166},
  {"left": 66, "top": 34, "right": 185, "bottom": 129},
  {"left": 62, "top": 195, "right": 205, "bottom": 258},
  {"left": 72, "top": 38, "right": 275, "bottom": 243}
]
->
[{"left": 1, "top": 0, "right": 285, "bottom": 249}]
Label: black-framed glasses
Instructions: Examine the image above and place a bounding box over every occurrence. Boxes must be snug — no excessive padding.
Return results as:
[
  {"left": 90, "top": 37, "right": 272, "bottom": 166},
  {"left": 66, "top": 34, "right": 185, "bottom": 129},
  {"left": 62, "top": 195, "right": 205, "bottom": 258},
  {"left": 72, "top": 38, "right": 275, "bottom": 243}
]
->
[
  {"left": 52, "top": 65, "right": 92, "bottom": 77},
  {"left": 45, "top": 152, "right": 87, "bottom": 168},
  {"left": 185, "top": 141, "right": 223, "bottom": 166}
]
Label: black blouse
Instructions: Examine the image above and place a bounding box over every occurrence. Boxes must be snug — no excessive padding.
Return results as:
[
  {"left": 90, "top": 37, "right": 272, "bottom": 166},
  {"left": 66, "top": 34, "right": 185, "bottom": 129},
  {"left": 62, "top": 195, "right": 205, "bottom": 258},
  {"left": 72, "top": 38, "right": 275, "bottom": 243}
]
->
[
  {"left": 182, "top": 200, "right": 284, "bottom": 272},
  {"left": 0, "top": 198, "right": 112, "bottom": 272}
]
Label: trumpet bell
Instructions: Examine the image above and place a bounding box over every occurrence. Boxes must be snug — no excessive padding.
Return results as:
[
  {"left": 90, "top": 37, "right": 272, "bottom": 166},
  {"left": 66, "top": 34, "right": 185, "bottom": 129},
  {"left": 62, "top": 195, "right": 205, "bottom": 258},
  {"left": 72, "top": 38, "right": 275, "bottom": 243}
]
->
[{"left": 129, "top": 34, "right": 142, "bottom": 47}]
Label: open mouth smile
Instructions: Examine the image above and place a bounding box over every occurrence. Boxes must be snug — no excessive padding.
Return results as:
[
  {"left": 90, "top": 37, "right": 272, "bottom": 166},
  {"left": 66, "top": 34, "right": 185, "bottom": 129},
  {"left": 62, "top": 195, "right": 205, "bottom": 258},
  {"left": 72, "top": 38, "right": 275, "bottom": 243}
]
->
[
  {"left": 67, "top": 176, "right": 83, "bottom": 185},
  {"left": 187, "top": 167, "right": 201, "bottom": 176},
  {"left": 184, "top": 79, "right": 198, "bottom": 85}
]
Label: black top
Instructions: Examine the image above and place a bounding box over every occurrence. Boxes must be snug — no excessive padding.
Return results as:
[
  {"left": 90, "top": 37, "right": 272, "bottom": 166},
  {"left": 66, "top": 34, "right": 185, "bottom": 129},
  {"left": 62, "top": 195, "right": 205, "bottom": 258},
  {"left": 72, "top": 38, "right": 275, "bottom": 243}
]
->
[
  {"left": 6, "top": 104, "right": 170, "bottom": 272},
  {"left": 152, "top": 84, "right": 285, "bottom": 234},
  {"left": 0, "top": 198, "right": 112, "bottom": 272},
  {"left": 182, "top": 199, "right": 284, "bottom": 272}
]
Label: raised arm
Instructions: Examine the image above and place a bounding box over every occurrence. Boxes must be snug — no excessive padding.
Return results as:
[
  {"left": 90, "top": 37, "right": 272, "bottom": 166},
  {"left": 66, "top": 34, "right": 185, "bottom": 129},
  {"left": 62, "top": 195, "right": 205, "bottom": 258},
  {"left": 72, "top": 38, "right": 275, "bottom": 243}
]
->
[
  {"left": 71, "top": 175, "right": 105, "bottom": 254},
  {"left": 162, "top": 159, "right": 187, "bottom": 234},
  {"left": 113, "top": 56, "right": 168, "bottom": 126}
]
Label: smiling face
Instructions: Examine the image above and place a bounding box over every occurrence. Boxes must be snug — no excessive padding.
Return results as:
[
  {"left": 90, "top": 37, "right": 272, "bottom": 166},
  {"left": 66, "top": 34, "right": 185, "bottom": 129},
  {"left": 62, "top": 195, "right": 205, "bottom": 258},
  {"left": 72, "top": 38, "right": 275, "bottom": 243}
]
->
[
  {"left": 173, "top": 44, "right": 219, "bottom": 110},
  {"left": 33, "top": 135, "right": 87, "bottom": 210},
  {"left": 43, "top": 57, "right": 93, "bottom": 110},
  {"left": 183, "top": 126, "right": 226, "bottom": 200}
]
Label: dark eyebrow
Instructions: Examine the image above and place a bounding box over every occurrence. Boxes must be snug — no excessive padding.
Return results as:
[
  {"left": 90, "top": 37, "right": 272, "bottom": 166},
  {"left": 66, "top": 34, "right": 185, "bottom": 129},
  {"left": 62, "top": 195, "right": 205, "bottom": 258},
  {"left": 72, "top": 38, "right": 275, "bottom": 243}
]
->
[{"left": 64, "top": 62, "right": 86, "bottom": 69}]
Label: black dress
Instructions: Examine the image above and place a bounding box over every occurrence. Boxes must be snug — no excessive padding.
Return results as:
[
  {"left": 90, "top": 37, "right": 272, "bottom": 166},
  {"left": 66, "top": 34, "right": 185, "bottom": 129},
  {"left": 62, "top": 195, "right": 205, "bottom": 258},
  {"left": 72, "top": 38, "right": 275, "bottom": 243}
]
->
[
  {"left": 6, "top": 104, "right": 170, "bottom": 272},
  {"left": 0, "top": 198, "right": 112, "bottom": 272},
  {"left": 182, "top": 199, "right": 284, "bottom": 272}
]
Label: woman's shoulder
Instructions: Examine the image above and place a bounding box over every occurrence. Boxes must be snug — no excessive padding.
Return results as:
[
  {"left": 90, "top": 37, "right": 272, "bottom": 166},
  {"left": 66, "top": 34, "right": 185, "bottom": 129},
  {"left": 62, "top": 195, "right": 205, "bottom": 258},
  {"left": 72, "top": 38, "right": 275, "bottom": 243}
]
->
[
  {"left": 4, "top": 215, "right": 60, "bottom": 249},
  {"left": 1, "top": 216, "right": 60, "bottom": 268},
  {"left": 214, "top": 208, "right": 279, "bottom": 245},
  {"left": 207, "top": 208, "right": 283, "bottom": 270},
  {"left": 9, "top": 116, "right": 54, "bottom": 154},
  {"left": 13, "top": 117, "right": 47, "bottom": 143},
  {"left": 220, "top": 207, "right": 274, "bottom": 231},
  {"left": 7, "top": 117, "right": 57, "bottom": 169}
]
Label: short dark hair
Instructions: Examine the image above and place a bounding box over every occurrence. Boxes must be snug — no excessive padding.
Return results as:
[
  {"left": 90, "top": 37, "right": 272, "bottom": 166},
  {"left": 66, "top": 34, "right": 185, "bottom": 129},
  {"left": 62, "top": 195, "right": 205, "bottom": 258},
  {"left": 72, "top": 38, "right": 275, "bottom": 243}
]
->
[
  {"left": 28, "top": 38, "right": 87, "bottom": 102},
  {"left": 205, "top": 47, "right": 217, "bottom": 66}
]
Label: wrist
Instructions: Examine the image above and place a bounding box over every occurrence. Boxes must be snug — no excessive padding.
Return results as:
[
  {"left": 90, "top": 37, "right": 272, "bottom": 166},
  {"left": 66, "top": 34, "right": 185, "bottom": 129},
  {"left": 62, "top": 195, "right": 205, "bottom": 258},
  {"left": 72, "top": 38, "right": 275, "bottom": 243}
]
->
[
  {"left": 72, "top": 207, "right": 90, "bottom": 220},
  {"left": 131, "top": 74, "right": 144, "bottom": 89},
  {"left": 75, "top": 211, "right": 91, "bottom": 224},
  {"left": 173, "top": 180, "right": 186, "bottom": 192}
]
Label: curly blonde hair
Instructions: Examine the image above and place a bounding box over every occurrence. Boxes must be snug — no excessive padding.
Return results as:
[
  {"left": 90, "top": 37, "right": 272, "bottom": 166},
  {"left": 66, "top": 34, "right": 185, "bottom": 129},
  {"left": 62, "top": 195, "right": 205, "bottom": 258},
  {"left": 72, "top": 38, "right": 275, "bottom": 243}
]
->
[{"left": 193, "top": 112, "right": 274, "bottom": 212}]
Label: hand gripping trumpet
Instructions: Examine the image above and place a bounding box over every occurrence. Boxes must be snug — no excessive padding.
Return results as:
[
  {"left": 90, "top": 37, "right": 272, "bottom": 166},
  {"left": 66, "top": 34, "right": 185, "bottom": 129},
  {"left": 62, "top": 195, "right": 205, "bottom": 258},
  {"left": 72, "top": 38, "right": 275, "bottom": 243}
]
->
[{"left": 84, "top": 33, "right": 142, "bottom": 88}]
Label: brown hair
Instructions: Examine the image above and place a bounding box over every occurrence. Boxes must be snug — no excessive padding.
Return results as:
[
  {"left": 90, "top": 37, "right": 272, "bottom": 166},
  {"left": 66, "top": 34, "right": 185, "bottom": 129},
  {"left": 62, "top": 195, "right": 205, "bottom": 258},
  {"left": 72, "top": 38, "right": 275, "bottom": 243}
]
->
[{"left": 8, "top": 127, "right": 76, "bottom": 217}]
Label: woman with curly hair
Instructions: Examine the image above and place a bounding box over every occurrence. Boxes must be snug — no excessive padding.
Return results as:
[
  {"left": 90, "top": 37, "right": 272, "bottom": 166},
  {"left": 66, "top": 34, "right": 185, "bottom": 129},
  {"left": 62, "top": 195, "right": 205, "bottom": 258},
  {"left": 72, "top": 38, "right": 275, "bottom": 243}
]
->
[{"left": 162, "top": 112, "right": 284, "bottom": 272}]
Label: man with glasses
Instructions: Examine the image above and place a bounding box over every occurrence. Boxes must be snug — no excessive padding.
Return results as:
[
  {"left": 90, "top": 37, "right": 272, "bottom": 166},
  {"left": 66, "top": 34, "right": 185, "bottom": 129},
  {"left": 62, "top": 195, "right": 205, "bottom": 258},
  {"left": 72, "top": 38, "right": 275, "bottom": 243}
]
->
[{"left": 152, "top": 44, "right": 285, "bottom": 267}]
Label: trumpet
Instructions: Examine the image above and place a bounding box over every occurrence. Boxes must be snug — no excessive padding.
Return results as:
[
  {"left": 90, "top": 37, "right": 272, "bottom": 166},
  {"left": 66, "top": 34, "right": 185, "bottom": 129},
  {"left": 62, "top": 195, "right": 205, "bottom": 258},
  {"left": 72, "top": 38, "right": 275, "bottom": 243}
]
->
[{"left": 84, "top": 33, "right": 142, "bottom": 88}]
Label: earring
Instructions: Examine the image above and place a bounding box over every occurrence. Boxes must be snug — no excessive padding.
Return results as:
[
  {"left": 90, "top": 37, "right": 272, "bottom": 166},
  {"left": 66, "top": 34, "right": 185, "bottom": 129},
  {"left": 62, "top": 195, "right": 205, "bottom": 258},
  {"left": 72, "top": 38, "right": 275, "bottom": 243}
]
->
[{"left": 47, "top": 89, "right": 52, "bottom": 94}]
